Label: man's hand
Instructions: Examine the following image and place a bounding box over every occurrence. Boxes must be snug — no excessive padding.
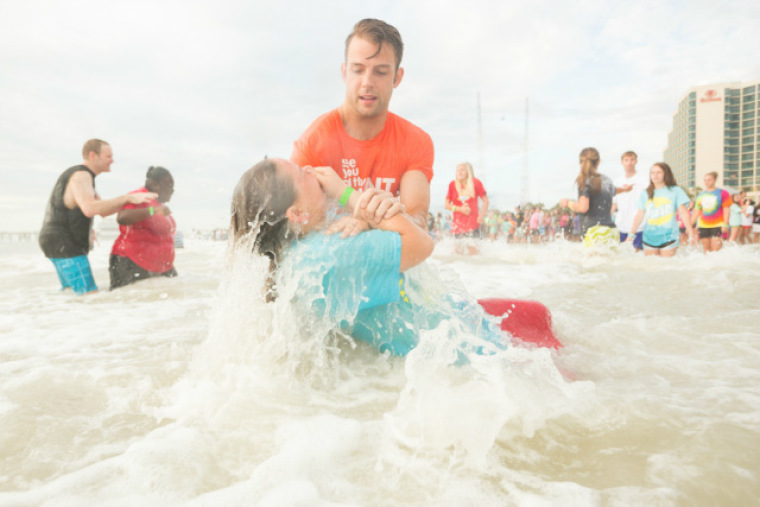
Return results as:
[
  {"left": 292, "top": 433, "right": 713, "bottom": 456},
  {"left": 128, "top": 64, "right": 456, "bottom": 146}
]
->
[
  {"left": 127, "top": 192, "right": 158, "bottom": 204},
  {"left": 357, "top": 188, "right": 405, "bottom": 224},
  {"left": 156, "top": 205, "right": 171, "bottom": 216},
  {"left": 325, "top": 215, "right": 370, "bottom": 238}
]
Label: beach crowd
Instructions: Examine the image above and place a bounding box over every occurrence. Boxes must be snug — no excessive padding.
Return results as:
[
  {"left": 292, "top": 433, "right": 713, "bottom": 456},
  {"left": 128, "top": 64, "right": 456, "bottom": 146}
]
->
[
  {"left": 38, "top": 18, "right": 758, "bottom": 299},
  {"left": 434, "top": 150, "right": 759, "bottom": 256}
]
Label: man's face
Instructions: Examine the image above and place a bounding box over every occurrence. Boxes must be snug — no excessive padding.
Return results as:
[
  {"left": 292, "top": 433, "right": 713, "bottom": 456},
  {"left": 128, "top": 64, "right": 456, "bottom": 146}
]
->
[
  {"left": 92, "top": 145, "right": 114, "bottom": 173},
  {"left": 621, "top": 155, "right": 637, "bottom": 172},
  {"left": 342, "top": 36, "right": 403, "bottom": 119}
]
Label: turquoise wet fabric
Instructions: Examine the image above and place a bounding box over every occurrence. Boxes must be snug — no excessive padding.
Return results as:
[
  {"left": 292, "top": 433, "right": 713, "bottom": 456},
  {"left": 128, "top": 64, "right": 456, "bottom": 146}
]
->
[
  {"left": 636, "top": 186, "right": 690, "bottom": 246},
  {"left": 278, "top": 229, "right": 505, "bottom": 356},
  {"left": 280, "top": 230, "right": 402, "bottom": 318}
]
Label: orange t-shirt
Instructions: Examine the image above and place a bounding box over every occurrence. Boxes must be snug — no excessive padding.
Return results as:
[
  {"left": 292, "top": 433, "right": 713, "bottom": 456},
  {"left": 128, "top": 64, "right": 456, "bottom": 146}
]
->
[{"left": 291, "top": 109, "right": 434, "bottom": 195}]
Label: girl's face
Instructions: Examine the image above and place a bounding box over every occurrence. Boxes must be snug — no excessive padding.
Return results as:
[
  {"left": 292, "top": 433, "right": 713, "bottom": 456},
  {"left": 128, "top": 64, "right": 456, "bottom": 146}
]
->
[
  {"left": 650, "top": 165, "right": 665, "bottom": 186},
  {"left": 455, "top": 165, "right": 468, "bottom": 181},
  {"left": 275, "top": 158, "right": 328, "bottom": 232}
]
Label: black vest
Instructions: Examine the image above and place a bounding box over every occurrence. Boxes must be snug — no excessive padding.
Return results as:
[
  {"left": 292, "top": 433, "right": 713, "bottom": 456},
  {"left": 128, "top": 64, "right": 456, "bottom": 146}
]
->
[{"left": 39, "top": 165, "right": 96, "bottom": 258}]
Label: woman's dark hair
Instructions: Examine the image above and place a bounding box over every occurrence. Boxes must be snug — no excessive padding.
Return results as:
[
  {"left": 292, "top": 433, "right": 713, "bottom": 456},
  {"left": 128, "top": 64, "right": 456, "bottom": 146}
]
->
[
  {"left": 230, "top": 159, "right": 297, "bottom": 301},
  {"left": 646, "top": 162, "right": 678, "bottom": 200},
  {"left": 576, "top": 147, "right": 601, "bottom": 195},
  {"left": 145, "top": 166, "right": 172, "bottom": 189}
]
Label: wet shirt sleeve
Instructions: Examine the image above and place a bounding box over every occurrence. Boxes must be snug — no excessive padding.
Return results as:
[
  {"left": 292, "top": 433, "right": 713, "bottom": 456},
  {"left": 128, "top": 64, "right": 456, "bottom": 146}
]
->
[{"left": 284, "top": 230, "right": 402, "bottom": 321}]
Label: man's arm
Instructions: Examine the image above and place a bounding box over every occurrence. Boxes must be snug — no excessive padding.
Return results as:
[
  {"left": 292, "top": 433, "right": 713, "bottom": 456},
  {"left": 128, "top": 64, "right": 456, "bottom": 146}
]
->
[
  {"left": 358, "top": 170, "right": 430, "bottom": 229},
  {"left": 67, "top": 171, "right": 156, "bottom": 218},
  {"left": 399, "top": 170, "right": 430, "bottom": 229}
]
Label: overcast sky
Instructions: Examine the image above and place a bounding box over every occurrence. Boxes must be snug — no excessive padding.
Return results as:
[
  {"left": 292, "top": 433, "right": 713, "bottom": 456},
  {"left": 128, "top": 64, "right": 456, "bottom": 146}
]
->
[{"left": 1, "top": 0, "right": 758, "bottom": 232}]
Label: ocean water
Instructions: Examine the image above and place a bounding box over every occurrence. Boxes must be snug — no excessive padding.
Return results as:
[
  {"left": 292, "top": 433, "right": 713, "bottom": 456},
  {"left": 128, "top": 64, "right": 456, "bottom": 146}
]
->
[{"left": 0, "top": 236, "right": 758, "bottom": 507}]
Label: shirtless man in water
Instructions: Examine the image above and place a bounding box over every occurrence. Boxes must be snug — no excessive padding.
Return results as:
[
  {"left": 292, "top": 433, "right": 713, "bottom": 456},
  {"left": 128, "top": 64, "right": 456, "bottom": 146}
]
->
[{"left": 291, "top": 18, "right": 434, "bottom": 234}]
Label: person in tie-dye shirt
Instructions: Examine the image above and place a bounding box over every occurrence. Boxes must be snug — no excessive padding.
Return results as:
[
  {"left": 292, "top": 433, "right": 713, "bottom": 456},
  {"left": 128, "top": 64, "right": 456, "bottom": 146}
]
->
[{"left": 691, "top": 171, "right": 732, "bottom": 253}]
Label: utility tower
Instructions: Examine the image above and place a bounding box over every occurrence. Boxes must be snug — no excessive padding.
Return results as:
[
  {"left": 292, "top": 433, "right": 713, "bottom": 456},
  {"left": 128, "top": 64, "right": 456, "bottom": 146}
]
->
[
  {"left": 521, "top": 97, "right": 530, "bottom": 205},
  {"left": 477, "top": 92, "right": 485, "bottom": 186}
]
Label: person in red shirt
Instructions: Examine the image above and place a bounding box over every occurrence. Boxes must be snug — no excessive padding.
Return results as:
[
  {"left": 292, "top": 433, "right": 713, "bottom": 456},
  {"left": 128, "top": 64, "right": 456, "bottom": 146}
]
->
[
  {"left": 109, "top": 166, "right": 177, "bottom": 290},
  {"left": 445, "top": 162, "right": 488, "bottom": 254},
  {"left": 291, "top": 18, "right": 434, "bottom": 236}
]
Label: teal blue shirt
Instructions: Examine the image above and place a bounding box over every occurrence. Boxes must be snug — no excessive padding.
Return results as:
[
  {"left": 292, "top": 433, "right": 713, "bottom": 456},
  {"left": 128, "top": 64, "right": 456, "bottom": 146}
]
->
[
  {"left": 278, "top": 230, "right": 504, "bottom": 356},
  {"left": 636, "top": 186, "right": 690, "bottom": 246}
]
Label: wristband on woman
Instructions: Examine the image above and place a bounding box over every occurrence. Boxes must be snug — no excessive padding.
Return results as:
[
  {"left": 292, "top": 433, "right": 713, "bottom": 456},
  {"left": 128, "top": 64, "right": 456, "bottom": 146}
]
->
[
  {"left": 339, "top": 187, "right": 354, "bottom": 208},
  {"left": 149, "top": 206, "right": 154, "bottom": 216},
  {"left": 452, "top": 205, "right": 457, "bottom": 212}
]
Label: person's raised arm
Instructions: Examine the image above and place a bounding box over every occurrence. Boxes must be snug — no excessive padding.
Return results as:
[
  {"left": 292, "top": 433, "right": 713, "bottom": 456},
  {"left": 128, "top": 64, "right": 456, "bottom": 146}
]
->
[
  {"left": 68, "top": 171, "right": 156, "bottom": 218},
  {"left": 314, "top": 166, "right": 433, "bottom": 271}
]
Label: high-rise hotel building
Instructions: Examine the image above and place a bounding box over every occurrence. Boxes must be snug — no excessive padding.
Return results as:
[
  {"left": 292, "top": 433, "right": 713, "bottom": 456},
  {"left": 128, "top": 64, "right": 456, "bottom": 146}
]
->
[{"left": 664, "top": 79, "right": 760, "bottom": 203}]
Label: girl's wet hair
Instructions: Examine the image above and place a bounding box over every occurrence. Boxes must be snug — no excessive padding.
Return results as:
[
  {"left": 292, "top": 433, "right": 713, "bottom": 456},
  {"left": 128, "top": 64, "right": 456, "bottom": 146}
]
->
[
  {"left": 145, "top": 166, "right": 172, "bottom": 189},
  {"left": 230, "top": 159, "right": 297, "bottom": 301},
  {"left": 576, "top": 147, "right": 602, "bottom": 195}
]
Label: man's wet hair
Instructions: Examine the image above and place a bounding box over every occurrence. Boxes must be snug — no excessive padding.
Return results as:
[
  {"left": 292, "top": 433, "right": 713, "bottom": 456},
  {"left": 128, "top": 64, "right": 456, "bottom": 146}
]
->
[{"left": 345, "top": 18, "right": 404, "bottom": 71}]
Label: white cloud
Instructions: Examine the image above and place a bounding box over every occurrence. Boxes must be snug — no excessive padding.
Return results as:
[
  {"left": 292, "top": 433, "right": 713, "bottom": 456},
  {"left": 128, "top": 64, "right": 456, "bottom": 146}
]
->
[{"left": 1, "top": 0, "right": 758, "bottom": 229}]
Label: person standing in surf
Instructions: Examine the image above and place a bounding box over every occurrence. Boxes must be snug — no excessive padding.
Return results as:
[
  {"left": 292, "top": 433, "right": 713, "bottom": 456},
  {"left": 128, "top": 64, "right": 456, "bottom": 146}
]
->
[
  {"left": 109, "top": 166, "right": 178, "bottom": 290},
  {"left": 444, "top": 162, "right": 488, "bottom": 254},
  {"left": 691, "top": 171, "right": 732, "bottom": 253},
  {"left": 38, "top": 139, "right": 156, "bottom": 294},
  {"left": 565, "top": 147, "right": 629, "bottom": 248},
  {"left": 627, "top": 163, "right": 694, "bottom": 256},
  {"left": 611, "top": 151, "right": 649, "bottom": 251},
  {"left": 291, "top": 18, "right": 434, "bottom": 236}
]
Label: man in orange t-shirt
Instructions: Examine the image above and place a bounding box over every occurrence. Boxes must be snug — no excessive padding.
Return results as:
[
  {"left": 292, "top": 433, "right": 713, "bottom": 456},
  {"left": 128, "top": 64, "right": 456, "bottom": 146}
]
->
[{"left": 291, "top": 18, "right": 434, "bottom": 234}]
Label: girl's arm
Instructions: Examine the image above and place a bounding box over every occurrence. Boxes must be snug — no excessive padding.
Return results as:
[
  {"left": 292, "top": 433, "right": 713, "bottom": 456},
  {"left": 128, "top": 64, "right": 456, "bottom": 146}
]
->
[
  {"left": 628, "top": 209, "right": 645, "bottom": 239},
  {"left": 572, "top": 195, "right": 589, "bottom": 214},
  {"left": 677, "top": 204, "right": 695, "bottom": 244}
]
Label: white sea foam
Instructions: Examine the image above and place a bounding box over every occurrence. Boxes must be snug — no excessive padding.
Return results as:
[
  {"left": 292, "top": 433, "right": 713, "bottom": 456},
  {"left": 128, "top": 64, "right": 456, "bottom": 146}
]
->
[{"left": 1, "top": 238, "right": 758, "bottom": 506}]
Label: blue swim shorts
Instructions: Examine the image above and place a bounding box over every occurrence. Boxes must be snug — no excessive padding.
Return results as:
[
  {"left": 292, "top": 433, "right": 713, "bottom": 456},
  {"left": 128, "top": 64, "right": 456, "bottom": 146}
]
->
[{"left": 50, "top": 255, "right": 98, "bottom": 295}]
